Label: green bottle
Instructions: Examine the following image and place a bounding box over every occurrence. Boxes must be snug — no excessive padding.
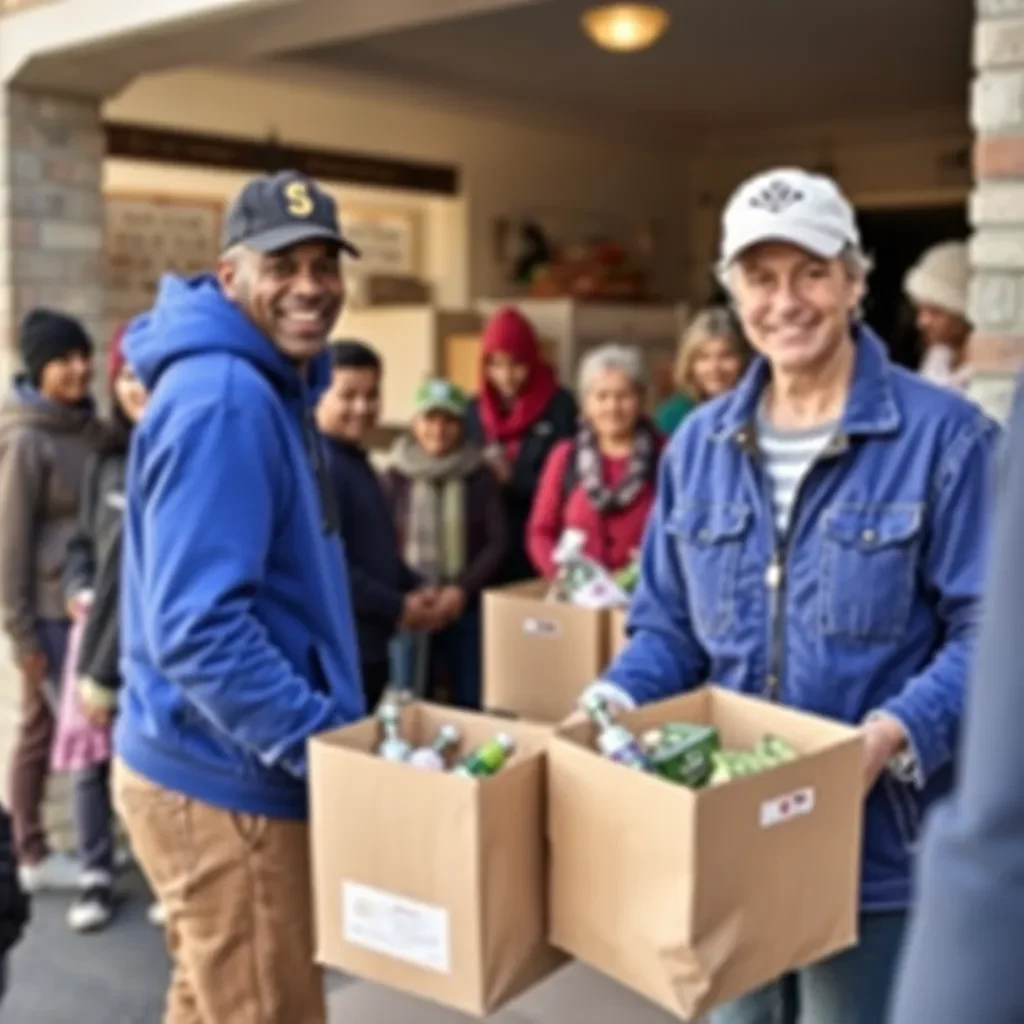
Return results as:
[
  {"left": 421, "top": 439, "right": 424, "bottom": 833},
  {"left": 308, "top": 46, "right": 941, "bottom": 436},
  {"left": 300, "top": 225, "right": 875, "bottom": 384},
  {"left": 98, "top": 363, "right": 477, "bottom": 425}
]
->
[{"left": 452, "top": 733, "right": 516, "bottom": 778}]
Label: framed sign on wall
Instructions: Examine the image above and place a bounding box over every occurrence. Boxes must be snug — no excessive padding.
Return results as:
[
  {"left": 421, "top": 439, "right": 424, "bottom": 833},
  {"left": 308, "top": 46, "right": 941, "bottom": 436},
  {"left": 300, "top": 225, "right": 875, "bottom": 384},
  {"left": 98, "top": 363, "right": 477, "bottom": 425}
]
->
[
  {"left": 340, "top": 207, "right": 421, "bottom": 277},
  {"left": 105, "top": 193, "right": 223, "bottom": 324}
]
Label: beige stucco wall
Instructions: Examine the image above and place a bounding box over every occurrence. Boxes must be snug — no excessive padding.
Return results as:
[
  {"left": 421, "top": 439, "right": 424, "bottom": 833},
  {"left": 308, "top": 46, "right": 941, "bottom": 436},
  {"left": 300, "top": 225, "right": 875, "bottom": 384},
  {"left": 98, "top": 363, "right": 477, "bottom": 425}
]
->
[
  {"left": 105, "top": 66, "right": 692, "bottom": 304},
  {"left": 106, "top": 66, "right": 971, "bottom": 309}
]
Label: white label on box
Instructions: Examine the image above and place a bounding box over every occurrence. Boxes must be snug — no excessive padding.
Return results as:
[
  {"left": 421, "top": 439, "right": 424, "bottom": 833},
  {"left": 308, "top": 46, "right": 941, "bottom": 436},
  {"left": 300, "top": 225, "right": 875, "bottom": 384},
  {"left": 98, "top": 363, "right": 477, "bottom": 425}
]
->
[
  {"left": 760, "top": 787, "right": 815, "bottom": 828},
  {"left": 523, "top": 617, "right": 559, "bottom": 637},
  {"left": 342, "top": 881, "right": 451, "bottom": 974}
]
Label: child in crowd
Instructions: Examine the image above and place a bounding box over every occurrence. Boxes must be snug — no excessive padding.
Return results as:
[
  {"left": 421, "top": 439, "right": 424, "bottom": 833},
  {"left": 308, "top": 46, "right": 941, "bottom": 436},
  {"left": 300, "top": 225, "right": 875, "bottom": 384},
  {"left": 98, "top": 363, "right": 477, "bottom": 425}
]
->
[
  {"left": 317, "top": 341, "right": 434, "bottom": 710},
  {"left": 384, "top": 380, "right": 506, "bottom": 708},
  {"left": 59, "top": 334, "right": 154, "bottom": 932}
]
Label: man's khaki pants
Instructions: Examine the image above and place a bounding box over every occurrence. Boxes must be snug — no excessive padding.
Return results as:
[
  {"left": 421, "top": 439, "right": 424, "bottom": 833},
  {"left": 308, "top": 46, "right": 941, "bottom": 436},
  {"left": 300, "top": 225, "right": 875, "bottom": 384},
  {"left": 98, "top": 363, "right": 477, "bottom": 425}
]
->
[{"left": 113, "top": 760, "right": 326, "bottom": 1024}]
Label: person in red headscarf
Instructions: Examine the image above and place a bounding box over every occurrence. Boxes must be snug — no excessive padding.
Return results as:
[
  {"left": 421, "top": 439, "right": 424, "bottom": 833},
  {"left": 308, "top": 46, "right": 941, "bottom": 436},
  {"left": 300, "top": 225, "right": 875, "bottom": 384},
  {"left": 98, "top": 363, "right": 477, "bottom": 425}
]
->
[{"left": 465, "top": 308, "right": 577, "bottom": 582}]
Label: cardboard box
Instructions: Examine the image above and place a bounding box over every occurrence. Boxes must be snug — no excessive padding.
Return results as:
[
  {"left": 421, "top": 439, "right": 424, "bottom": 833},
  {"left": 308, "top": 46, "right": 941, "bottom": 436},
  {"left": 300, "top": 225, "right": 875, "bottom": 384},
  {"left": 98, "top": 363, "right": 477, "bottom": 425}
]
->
[
  {"left": 608, "top": 606, "right": 629, "bottom": 660},
  {"left": 483, "top": 580, "right": 611, "bottom": 722},
  {"left": 310, "top": 703, "right": 565, "bottom": 1016},
  {"left": 548, "top": 687, "right": 863, "bottom": 1020}
]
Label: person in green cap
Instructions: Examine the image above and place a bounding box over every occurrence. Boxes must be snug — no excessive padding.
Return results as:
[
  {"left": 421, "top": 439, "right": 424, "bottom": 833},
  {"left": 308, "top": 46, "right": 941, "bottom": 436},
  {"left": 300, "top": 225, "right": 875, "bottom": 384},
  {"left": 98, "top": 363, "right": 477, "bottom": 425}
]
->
[{"left": 383, "top": 378, "right": 507, "bottom": 708}]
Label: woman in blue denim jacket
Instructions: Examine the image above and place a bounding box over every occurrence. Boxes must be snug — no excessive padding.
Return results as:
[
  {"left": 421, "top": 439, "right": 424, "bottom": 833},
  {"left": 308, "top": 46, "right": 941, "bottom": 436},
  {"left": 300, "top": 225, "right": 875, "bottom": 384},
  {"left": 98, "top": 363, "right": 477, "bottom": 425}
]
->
[{"left": 588, "top": 168, "right": 1001, "bottom": 1024}]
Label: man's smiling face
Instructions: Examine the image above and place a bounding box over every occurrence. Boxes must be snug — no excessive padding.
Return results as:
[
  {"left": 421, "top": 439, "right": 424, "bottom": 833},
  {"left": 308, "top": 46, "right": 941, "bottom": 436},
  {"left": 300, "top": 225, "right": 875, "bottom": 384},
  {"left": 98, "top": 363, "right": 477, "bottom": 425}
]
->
[{"left": 218, "top": 241, "right": 344, "bottom": 363}]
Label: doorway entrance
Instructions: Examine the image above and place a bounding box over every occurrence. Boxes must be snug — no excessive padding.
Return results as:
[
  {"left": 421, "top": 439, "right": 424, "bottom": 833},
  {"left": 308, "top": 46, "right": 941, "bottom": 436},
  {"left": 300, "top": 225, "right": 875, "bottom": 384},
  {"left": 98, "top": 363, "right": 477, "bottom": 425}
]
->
[{"left": 857, "top": 203, "right": 970, "bottom": 369}]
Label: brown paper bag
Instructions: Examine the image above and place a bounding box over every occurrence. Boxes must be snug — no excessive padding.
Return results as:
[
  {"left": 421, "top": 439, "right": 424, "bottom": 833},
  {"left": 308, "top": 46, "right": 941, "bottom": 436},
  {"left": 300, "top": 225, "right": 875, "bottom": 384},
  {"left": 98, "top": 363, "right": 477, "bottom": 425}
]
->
[
  {"left": 483, "top": 580, "right": 611, "bottom": 722},
  {"left": 548, "top": 687, "right": 863, "bottom": 1019},
  {"left": 310, "top": 703, "right": 565, "bottom": 1016}
]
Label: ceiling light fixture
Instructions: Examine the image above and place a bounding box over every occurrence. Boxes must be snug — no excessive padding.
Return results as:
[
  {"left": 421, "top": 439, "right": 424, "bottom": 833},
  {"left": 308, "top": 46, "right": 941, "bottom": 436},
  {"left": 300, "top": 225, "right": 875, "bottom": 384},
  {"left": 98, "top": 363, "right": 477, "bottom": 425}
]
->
[{"left": 581, "top": 3, "right": 670, "bottom": 53}]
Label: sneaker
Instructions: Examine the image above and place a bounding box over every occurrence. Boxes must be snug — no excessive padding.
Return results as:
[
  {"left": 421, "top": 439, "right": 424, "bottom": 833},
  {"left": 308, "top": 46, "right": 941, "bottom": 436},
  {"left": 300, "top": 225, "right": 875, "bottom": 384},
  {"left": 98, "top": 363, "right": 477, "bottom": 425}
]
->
[
  {"left": 67, "top": 880, "right": 114, "bottom": 933},
  {"left": 19, "top": 852, "right": 81, "bottom": 893},
  {"left": 147, "top": 901, "right": 166, "bottom": 927}
]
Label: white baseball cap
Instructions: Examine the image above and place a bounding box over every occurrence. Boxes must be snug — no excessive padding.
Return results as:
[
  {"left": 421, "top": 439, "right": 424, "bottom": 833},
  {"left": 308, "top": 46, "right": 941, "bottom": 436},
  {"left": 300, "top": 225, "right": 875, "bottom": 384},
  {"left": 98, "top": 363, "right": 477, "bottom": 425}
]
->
[{"left": 718, "top": 168, "right": 860, "bottom": 271}]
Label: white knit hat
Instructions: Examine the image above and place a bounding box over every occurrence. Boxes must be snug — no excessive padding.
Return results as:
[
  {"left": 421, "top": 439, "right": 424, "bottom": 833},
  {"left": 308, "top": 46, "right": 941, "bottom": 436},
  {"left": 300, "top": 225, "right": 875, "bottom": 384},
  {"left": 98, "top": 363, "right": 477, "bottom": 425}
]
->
[{"left": 904, "top": 242, "right": 969, "bottom": 318}]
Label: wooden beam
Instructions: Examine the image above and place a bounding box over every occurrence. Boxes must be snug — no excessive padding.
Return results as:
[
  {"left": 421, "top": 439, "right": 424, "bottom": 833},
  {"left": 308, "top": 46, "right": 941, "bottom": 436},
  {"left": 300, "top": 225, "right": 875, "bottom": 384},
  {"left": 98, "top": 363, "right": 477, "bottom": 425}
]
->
[{"left": 104, "top": 120, "right": 460, "bottom": 196}]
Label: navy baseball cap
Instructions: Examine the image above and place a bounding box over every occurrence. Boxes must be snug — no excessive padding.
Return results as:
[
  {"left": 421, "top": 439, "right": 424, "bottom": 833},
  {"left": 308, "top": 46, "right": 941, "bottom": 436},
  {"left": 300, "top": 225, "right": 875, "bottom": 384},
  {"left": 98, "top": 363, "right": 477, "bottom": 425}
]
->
[{"left": 222, "top": 171, "right": 361, "bottom": 256}]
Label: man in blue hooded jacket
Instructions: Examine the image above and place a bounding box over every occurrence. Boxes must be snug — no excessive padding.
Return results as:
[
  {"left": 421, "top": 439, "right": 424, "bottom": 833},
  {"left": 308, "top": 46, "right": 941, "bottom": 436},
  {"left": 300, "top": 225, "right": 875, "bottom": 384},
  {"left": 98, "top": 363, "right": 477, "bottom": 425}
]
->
[
  {"left": 112, "top": 171, "right": 364, "bottom": 1024},
  {"left": 583, "top": 168, "right": 1000, "bottom": 1024}
]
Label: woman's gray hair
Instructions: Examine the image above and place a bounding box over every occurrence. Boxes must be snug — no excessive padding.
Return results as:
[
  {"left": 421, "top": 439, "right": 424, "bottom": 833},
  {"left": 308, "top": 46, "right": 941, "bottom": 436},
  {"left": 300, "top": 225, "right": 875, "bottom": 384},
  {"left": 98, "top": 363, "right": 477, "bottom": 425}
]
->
[{"left": 577, "top": 343, "right": 645, "bottom": 396}]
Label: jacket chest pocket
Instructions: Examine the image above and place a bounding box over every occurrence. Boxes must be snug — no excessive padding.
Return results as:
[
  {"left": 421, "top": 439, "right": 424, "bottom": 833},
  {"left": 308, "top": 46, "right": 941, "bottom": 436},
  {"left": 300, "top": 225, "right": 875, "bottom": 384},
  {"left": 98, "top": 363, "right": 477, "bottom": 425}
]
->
[
  {"left": 819, "top": 503, "right": 923, "bottom": 640},
  {"left": 667, "top": 501, "right": 751, "bottom": 639}
]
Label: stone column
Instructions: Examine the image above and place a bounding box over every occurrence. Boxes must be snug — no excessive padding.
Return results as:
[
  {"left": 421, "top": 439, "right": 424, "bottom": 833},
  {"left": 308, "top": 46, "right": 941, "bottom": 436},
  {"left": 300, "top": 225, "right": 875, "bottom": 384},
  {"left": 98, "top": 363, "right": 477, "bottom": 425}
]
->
[
  {"left": 0, "top": 86, "right": 106, "bottom": 849},
  {"left": 0, "top": 87, "right": 106, "bottom": 380},
  {"left": 970, "top": 0, "right": 1024, "bottom": 422}
]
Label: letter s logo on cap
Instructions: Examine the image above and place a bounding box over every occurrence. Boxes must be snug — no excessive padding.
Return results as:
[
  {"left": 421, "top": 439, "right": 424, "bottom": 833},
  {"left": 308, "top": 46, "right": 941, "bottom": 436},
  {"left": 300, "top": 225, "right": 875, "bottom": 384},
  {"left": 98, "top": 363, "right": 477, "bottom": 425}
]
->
[{"left": 284, "top": 180, "right": 314, "bottom": 218}]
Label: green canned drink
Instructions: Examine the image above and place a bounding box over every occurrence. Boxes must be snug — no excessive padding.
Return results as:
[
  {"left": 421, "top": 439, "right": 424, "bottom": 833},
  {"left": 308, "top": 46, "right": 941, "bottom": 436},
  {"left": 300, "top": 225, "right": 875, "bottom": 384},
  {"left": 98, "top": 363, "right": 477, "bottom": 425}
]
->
[
  {"left": 453, "top": 733, "right": 516, "bottom": 778},
  {"left": 645, "top": 723, "right": 720, "bottom": 787}
]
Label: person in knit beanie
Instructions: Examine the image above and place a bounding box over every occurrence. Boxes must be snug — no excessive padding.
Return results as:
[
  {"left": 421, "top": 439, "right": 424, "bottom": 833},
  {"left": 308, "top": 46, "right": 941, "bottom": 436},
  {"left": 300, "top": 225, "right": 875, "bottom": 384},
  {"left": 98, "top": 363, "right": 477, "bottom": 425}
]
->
[
  {"left": 19, "top": 309, "right": 94, "bottom": 393},
  {"left": 0, "top": 308, "right": 104, "bottom": 900},
  {"left": 904, "top": 241, "right": 972, "bottom": 392}
]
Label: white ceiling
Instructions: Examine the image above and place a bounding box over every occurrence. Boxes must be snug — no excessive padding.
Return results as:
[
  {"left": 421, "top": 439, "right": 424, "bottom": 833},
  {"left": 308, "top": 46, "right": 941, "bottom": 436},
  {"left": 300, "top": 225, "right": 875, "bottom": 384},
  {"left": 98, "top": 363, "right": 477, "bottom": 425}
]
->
[{"left": 281, "top": 0, "right": 972, "bottom": 132}]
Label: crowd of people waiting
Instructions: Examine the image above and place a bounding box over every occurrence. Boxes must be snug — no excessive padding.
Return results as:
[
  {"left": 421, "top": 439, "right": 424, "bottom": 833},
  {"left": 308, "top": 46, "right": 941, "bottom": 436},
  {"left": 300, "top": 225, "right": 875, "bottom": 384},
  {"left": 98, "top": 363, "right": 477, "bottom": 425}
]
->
[{"left": 0, "top": 161, "right": 1001, "bottom": 1024}]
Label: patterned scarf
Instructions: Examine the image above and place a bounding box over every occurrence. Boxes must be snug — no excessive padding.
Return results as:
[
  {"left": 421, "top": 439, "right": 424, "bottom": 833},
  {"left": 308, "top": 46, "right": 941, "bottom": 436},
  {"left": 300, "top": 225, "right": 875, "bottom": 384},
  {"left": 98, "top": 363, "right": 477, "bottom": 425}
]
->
[
  {"left": 389, "top": 434, "right": 483, "bottom": 584},
  {"left": 574, "top": 419, "right": 658, "bottom": 513}
]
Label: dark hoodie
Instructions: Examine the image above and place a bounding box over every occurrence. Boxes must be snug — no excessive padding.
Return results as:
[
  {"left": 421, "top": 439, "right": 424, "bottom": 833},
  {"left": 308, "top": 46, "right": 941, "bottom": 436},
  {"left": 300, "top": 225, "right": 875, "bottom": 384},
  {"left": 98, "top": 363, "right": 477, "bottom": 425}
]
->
[
  {"left": 0, "top": 380, "right": 103, "bottom": 657},
  {"left": 114, "top": 274, "right": 363, "bottom": 819},
  {"left": 63, "top": 420, "right": 131, "bottom": 692},
  {"left": 322, "top": 437, "right": 419, "bottom": 666}
]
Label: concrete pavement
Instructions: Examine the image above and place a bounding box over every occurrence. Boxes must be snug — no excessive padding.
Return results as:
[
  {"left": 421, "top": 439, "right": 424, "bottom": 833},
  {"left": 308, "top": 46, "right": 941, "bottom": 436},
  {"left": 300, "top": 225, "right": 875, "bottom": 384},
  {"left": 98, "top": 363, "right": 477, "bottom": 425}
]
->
[
  {"left": 0, "top": 645, "right": 688, "bottom": 1024},
  {"left": 4, "top": 868, "right": 684, "bottom": 1024}
]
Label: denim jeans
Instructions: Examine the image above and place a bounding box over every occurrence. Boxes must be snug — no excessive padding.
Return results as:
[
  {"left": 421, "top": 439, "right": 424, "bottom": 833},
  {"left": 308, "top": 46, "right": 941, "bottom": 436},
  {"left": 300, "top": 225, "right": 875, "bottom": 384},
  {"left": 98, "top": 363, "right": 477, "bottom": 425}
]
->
[
  {"left": 390, "top": 603, "right": 483, "bottom": 709},
  {"left": 74, "top": 759, "right": 113, "bottom": 878},
  {"left": 709, "top": 911, "right": 908, "bottom": 1024}
]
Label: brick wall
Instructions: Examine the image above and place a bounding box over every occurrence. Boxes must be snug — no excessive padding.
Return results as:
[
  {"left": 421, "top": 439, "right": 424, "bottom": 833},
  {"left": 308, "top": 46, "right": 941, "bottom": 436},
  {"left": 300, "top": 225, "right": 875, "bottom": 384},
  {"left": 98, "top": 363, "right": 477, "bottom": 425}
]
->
[
  {"left": 970, "top": 0, "right": 1024, "bottom": 421},
  {"left": 0, "top": 86, "right": 106, "bottom": 849}
]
